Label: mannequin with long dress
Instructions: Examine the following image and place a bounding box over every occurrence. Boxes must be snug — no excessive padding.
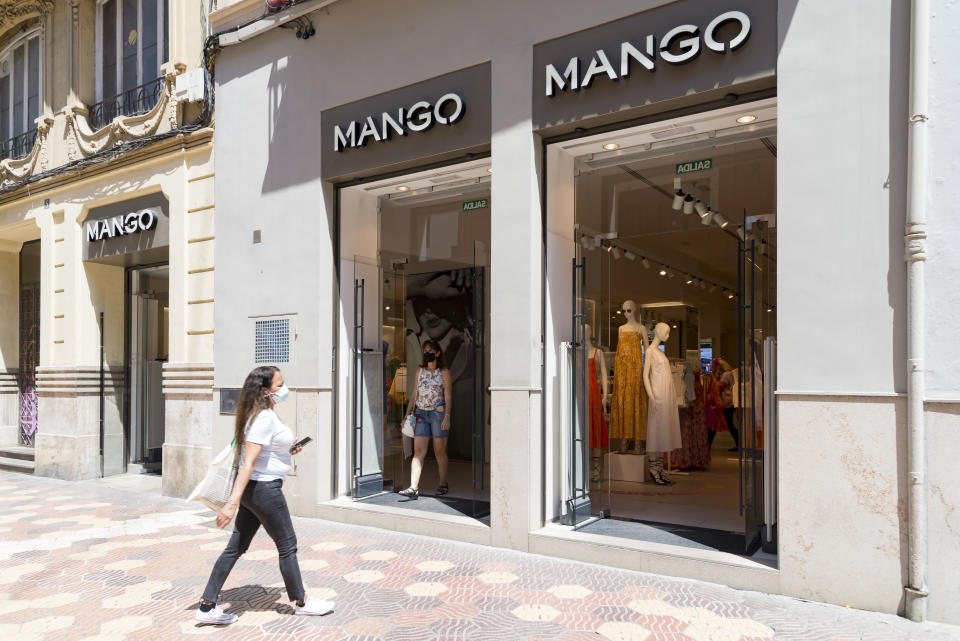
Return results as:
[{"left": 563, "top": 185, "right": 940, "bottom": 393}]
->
[
  {"left": 609, "top": 300, "right": 648, "bottom": 453},
  {"left": 584, "top": 324, "right": 609, "bottom": 482},
  {"left": 643, "top": 322, "right": 682, "bottom": 485}
]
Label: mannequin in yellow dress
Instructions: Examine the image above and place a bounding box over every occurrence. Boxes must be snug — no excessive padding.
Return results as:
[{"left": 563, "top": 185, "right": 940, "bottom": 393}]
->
[{"left": 609, "top": 300, "right": 649, "bottom": 452}]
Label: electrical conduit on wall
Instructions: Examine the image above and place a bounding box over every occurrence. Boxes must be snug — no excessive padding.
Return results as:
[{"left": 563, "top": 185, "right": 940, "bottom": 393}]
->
[{"left": 905, "top": 0, "right": 929, "bottom": 623}]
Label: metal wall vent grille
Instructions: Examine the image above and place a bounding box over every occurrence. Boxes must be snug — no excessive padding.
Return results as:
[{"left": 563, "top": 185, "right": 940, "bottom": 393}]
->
[{"left": 254, "top": 318, "right": 290, "bottom": 363}]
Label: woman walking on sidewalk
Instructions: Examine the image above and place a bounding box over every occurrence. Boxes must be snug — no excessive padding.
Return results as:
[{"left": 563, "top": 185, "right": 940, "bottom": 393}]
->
[{"left": 195, "top": 365, "right": 333, "bottom": 625}]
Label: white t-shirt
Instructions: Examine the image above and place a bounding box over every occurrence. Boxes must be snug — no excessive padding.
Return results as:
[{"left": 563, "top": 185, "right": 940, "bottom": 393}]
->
[{"left": 242, "top": 409, "right": 293, "bottom": 481}]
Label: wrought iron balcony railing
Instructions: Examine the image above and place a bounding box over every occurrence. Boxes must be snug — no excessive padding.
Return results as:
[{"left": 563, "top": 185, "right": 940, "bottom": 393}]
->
[
  {"left": 88, "top": 76, "right": 165, "bottom": 132},
  {"left": 0, "top": 128, "right": 38, "bottom": 161}
]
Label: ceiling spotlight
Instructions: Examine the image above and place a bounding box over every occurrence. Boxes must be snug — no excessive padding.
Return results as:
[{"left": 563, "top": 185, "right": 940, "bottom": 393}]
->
[
  {"left": 737, "top": 114, "right": 758, "bottom": 124},
  {"left": 701, "top": 207, "right": 714, "bottom": 225},
  {"left": 672, "top": 190, "right": 684, "bottom": 210},
  {"left": 385, "top": 306, "right": 391, "bottom": 311},
  {"left": 727, "top": 291, "right": 735, "bottom": 300},
  {"left": 671, "top": 324, "right": 678, "bottom": 329},
  {"left": 766, "top": 307, "right": 773, "bottom": 313},
  {"left": 713, "top": 212, "right": 730, "bottom": 228},
  {"left": 685, "top": 276, "right": 694, "bottom": 285},
  {"left": 612, "top": 247, "right": 622, "bottom": 260},
  {"left": 487, "top": 167, "right": 493, "bottom": 173},
  {"left": 396, "top": 185, "right": 410, "bottom": 192},
  {"left": 659, "top": 268, "right": 668, "bottom": 276},
  {"left": 683, "top": 195, "right": 695, "bottom": 214},
  {"left": 602, "top": 142, "right": 620, "bottom": 151},
  {"left": 641, "top": 257, "right": 651, "bottom": 269},
  {"left": 695, "top": 201, "right": 708, "bottom": 217},
  {"left": 624, "top": 251, "right": 636, "bottom": 261}
]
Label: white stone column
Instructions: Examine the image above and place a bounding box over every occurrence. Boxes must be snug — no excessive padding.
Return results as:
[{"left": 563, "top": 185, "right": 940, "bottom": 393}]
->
[{"left": 488, "top": 44, "right": 543, "bottom": 550}]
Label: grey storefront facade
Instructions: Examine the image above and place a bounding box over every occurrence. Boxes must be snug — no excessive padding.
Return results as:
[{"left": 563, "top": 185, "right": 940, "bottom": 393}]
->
[{"left": 207, "top": 0, "right": 960, "bottom": 624}]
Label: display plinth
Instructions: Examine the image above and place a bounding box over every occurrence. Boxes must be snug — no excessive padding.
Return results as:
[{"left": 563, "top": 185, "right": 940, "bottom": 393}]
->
[{"left": 605, "top": 451, "right": 649, "bottom": 483}]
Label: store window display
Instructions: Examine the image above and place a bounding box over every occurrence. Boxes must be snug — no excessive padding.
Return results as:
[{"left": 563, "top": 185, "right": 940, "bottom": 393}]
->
[{"left": 551, "top": 98, "right": 778, "bottom": 552}]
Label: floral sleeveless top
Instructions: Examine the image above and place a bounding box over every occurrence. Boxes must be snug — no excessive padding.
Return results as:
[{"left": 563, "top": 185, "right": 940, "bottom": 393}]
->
[{"left": 415, "top": 367, "right": 445, "bottom": 410}]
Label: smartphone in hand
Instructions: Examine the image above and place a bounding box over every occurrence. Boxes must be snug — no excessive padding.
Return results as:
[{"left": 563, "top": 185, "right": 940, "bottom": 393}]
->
[{"left": 290, "top": 436, "right": 313, "bottom": 454}]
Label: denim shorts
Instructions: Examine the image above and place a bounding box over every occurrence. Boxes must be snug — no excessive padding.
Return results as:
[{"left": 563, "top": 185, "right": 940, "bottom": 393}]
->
[{"left": 414, "top": 408, "right": 448, "bottom": 438}]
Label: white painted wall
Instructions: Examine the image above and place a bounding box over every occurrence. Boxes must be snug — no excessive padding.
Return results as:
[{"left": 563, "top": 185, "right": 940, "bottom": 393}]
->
[
  {"left": 925, "top": 0, "right": 960, "bottom": 401},
  {"left": 777, "top": 0, "right": 909, "bottom": 396},
  {"left": 211, "top": 0, "right": 960, "bottom": 624}
]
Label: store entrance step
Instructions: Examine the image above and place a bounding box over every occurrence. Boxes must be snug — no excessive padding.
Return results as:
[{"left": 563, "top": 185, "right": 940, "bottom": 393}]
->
[{"left": 0, "top": 446, "right": 35, "bottom": 474}]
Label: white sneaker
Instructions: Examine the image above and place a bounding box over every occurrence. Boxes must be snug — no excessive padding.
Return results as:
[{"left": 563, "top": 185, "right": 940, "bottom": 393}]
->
[
  {"left": 194, "top": 605, "right": 238, "bottom": 625},
  {"left": 295, "top": 597, "right": 335, "bottom": 616}
]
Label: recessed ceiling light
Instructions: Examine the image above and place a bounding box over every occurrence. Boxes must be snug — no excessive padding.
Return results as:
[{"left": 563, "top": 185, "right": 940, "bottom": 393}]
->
[
  {"left": 736, "top": 115, "right": 757, "bottom": 124},
  {"left": 602, "top": 142, "right": 620, "bottom": 151},
  {"left": 396, "top": 185, "right": 410, "bottom": 192},
  {"left": 659, "top": 269, "right": 667, "bottom": 276}
]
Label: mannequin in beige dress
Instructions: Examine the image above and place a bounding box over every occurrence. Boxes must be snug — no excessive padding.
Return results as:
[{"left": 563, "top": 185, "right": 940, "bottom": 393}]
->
[{"left": 643, "top": 322, "right": 682, "bottom": 485}]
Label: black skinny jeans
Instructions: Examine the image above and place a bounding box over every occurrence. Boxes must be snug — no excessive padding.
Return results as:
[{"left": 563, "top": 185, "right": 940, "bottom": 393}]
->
[{"left": 201, "top": 478, "right": 304, "bottom": 603}]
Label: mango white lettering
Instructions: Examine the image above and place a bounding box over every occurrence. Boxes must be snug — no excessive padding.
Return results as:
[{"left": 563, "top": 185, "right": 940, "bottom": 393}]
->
[
  {"left": 86, "top": 210, "right": 158, "bottom": 242},
  {"left": 333, "top": 93, "right": 465, "bottom": 151},
  {"left": 545, "top": 10, "right": 751, "bottom": 97}
]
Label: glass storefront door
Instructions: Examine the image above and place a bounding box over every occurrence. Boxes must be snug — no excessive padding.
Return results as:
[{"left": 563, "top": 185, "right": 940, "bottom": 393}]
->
[
  {"left": 552, "top": 99, "right": 778, "bottom": 556},
  {"left": 340, "top": 159, "right": 492, "bottom": 519}
]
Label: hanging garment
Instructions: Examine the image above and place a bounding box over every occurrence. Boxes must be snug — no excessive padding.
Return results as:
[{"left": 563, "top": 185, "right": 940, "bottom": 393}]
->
[
  {"left": 704, "top": 374, "right": 729, "bottom": 433},
  {"left": 671, "top": 362, "right": 687, "bottom": 407},
  {"left": 669, "top": 372, "right": 711, "bottom": 469},
  {"left": 588, "top": 354, "right": 610, "bottom": 449},
  {"left": 645, "top": 348, "right": 682, "bottom": 453},
  {"left": 609, "top": 331, "right": 647, "bottom": 441}
]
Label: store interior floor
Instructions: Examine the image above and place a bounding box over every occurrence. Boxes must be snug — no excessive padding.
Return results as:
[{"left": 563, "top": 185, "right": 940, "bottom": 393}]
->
[
  {"left": 592, "top": 430, "right": 743, "bottom": 533},
  {"left": 374, "top": 458, "right": 491, "bottom": 521}
]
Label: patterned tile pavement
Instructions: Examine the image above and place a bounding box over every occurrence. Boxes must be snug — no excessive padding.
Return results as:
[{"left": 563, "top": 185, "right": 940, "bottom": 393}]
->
[{"left": 0, "top": 471, "right": 957, "bottom": 641}]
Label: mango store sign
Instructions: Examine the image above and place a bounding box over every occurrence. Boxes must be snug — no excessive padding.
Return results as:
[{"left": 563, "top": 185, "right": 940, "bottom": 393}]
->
[
  {"left": 333, "top": 93, "right": 465, "bottom": 152},
  {"left": 86, "top": 209, "right": 159, "bottom": 241},
  {"left": 543, "top": 11, "right": 751, "bottom": 97}
]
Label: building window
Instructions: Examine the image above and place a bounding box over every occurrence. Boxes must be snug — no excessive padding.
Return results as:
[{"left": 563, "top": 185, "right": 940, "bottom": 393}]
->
[
  {"left": 0, "top": 33, "right": 41, "bottom": 156},
  {"left": 96, "top": 0, "right": 168, "bottom": 125}
]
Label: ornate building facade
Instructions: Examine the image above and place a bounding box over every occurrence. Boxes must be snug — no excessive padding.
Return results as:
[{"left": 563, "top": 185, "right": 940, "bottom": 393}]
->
[{"left": 0, "top": 0, "right": 214, "bottom": 497}]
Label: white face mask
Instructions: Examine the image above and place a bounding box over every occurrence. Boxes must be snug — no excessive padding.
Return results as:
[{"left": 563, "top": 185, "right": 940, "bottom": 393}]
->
[{"left": 270, "top": 385, "right": 290, "bottom": 403}]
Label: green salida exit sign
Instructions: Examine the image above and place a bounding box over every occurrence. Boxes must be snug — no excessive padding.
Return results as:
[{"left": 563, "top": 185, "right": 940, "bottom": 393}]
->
[
  {"left": 675, "top": 158, "right": 713, "bottom": 175},
  {"left": 462, "top": 198, "right": 488, "bottom": 211}
]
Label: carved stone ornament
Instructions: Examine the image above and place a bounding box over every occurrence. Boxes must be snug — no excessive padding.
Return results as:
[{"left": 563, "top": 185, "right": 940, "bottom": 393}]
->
[
  {"left": 65, "top": 64, "right": 185, "bottom": 158},
  {"left": 0, "top": 1, "right": 56, "bottom": 28},
  {"left": 0, "top": 113, "right": 52, "bottom": 189}
]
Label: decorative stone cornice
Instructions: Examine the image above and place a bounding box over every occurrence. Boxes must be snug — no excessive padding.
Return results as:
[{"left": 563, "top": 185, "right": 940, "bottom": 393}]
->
[
  {"left": 65, "top": 63, "right": 185, "bottom": 159},
  {"left": 0, "top": 113, "right": 52, "bottom": 189},
  {"left": 0, "top": 0, "right": 55, "bottom": 28}
]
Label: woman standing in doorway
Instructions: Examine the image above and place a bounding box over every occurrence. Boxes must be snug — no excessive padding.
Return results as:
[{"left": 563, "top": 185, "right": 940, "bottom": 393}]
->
[
  {"left": 194, "top": 366, "right": 334, "bottom": 625},
  {"left": 399, "top": 340, "right": 453, "bottom": 499}
]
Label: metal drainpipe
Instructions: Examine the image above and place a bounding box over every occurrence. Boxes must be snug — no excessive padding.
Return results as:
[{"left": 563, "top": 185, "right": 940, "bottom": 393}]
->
[{"left": 904, "top": 0, "right": 929, "bottom": 623}]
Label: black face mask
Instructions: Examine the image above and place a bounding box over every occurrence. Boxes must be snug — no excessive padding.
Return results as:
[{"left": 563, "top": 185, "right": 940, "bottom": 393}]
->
[{"left": 423, "top": 353, "right": 436, "bottom": 363}]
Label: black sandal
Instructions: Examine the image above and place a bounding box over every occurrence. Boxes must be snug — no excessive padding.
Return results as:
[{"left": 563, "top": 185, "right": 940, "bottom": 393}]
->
[
  {"left": 398, "top": 487, "right": 419, "bottom": 500},
  {"left": 436, "top": 483, "right": 449, "bottom": 496}
]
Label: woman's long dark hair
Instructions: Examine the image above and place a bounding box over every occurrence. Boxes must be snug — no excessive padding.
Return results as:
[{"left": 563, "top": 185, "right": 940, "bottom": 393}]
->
[
  {"left": 420, "top": 339, "right": 446, "bottom": 369},
  {"left": 234, "top": 366, "right": 279, "bottom": 454}
]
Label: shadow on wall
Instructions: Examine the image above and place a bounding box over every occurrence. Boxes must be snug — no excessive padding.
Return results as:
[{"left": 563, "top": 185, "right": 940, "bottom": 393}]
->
[
  {"left": 261, "top": 40, "right": 322, "bottom": 195},
  {"left": 886, "top": 0, "right": 911, "bottom": 617}
]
